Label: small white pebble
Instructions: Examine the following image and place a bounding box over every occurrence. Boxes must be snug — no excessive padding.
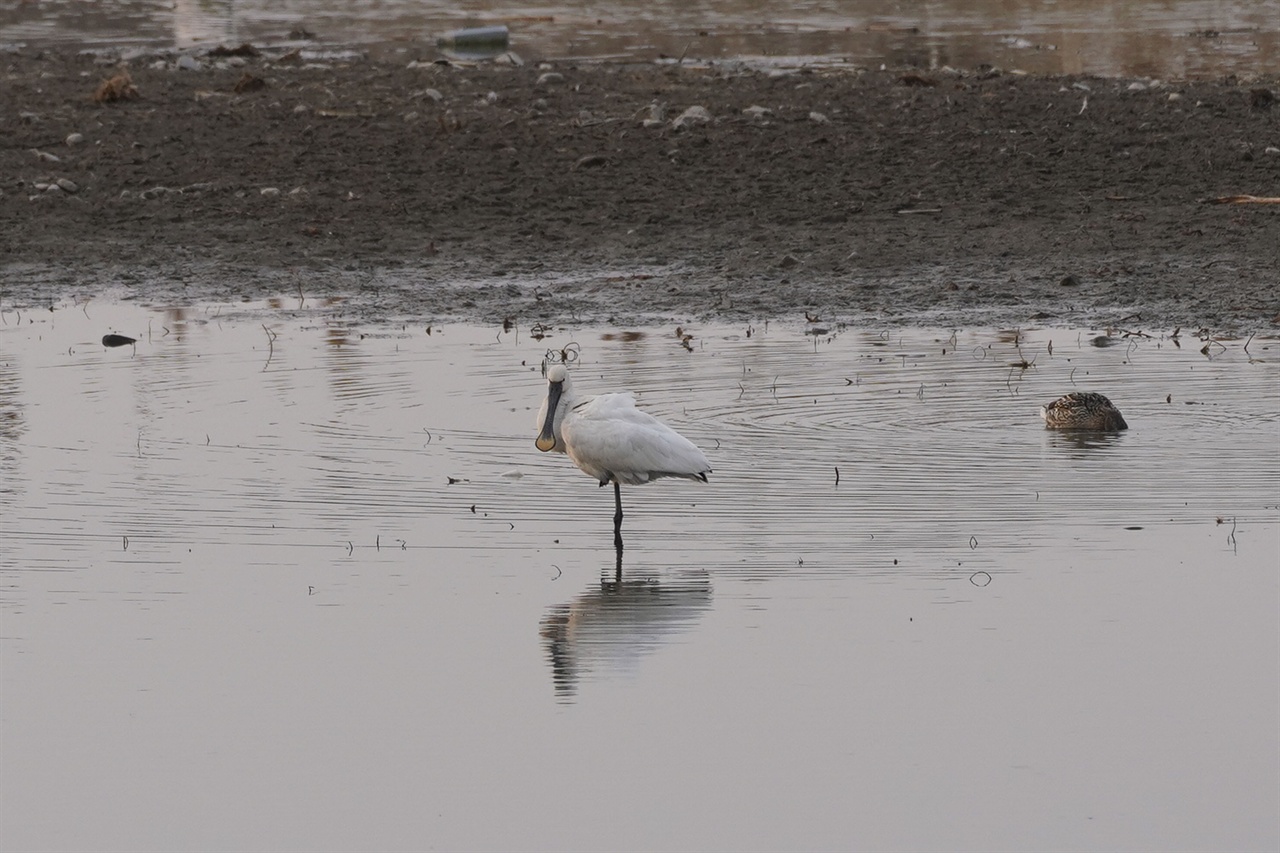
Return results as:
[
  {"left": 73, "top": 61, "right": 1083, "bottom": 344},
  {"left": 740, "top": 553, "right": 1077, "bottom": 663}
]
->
[
  {"left": 809, "top": 111, "right": 830, "bottom": 124},
  {"left": 260, "top": 187, "right": 281, "bottom": 197},
  {"left": 56, "top": 178, "right": 78, "bottom": 193},
  {"left": 65, "top": 133, "right": 85, "bottom": 146}
]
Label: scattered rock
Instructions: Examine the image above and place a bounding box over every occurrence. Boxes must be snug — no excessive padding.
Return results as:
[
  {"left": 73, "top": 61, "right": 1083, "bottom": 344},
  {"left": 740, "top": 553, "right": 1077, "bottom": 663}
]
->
[
  {"left": 260, "top": 187, "right": 281, "bottom": 197},
  {"left": 1249, "top": 88, "right": 1274, "bottom": 110},
  {"left": 672, "top": 105, "right": 711, "bottom": 129},
  {"left": 537, "top": 72, "right": 565, "bottom": 87},
  {"left": 65, "top": 133, "right": 85, "bottom": 146},
  {"left": 176, "top": 55, "right": 202, "bottom": 71},
  {"left": 32, "top": 149, "right": 61, "bottom": 163},
  {"left": 808, "top": 111, "right": 830, "bottom": 124},
  {"left": 574, "top": 154, "right": 608, "bottom": 169},
  {"left": 742, "top": 105, "right": 772, "bottom": 120},
  {"left": 55, "top": 178, "right": 78, "bottom": 193},
  {"left": 1059, "top": 274, "right": 1080, "bottom": 287},
  {"left": 779, "top": 254, "right": 801, "bottom": 269}
]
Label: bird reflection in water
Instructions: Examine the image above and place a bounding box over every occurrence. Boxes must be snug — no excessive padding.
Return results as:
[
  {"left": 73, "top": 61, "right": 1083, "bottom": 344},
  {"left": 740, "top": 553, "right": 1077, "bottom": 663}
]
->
[
  {"left": 541, "top": 554, "right": 712, "bottom": 700},
  {"left": 1046, "top": 430, "right": 1128, "bottom": 452}
]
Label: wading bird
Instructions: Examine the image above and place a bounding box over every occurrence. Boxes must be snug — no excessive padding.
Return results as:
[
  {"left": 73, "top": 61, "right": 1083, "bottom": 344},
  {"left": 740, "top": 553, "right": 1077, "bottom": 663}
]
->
[
  {"left": 1040, "top": 391, "right": 1128, "bottom": 430},
  {"left": 536, "top": 363, "right": 711, "bottom": 549}
]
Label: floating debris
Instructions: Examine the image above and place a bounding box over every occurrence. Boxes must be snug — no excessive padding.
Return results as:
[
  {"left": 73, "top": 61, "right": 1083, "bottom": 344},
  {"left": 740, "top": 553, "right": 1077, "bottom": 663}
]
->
[{"left": 102, "top": 334, "right": 136, "bottom": 347}]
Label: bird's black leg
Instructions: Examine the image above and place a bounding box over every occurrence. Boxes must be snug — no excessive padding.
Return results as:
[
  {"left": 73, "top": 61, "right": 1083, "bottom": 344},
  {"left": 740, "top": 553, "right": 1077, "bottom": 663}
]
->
[{"left": 613, "top": 480, "right": 624, "bottom": 552}]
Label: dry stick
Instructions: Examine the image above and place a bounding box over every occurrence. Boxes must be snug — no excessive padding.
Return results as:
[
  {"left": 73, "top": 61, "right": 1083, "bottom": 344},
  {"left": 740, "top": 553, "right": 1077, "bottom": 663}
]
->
[{"left": 261, "top": 324, "right": 276, "bottom": 371}]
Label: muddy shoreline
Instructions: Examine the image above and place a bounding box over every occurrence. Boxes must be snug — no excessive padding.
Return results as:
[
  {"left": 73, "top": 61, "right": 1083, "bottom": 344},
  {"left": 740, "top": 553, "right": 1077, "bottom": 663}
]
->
[{"left": 2, "top": 49, "right": 1277, "bottom": 332}]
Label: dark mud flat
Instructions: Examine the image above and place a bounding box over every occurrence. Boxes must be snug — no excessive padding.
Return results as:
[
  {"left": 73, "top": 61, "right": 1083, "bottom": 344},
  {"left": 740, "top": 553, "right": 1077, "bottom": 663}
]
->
[{"left": 1, "top": 50, "right": 1276, "bottom": 331}]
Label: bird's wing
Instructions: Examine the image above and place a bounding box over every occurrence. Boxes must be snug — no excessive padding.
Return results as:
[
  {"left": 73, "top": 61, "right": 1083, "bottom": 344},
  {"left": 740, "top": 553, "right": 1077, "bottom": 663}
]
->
[{"left": 564, "top": 394, "right": 710, "bottom": 485}]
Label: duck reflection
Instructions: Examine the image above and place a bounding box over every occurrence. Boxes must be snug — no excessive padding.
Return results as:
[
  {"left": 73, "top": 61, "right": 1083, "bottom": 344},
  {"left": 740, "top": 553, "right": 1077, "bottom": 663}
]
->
[
  {"left": 541, "top": 555, "right": 712, "bottom": 700},
  {"left": 1046, "top": 430, "right": 1128, "bottom": 452}
]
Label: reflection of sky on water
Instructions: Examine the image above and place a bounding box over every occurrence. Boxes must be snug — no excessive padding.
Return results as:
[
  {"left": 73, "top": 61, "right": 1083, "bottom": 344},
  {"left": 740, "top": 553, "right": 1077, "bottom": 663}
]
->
[
  {"left": 1, "top": 300, "right": 1276, "bottom": 851},
  {"left": 0, "top": 0, "right": 1276, "bottom": 78}
]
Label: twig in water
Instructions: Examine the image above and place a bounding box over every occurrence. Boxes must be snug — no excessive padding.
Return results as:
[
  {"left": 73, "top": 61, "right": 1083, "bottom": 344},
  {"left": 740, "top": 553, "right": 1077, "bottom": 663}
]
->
[
  {"left": 834, "top": 466, "right": 840, "bottom": 486},
  {"left": 261, "top": 324, "right": 277, "bottom": 372}
]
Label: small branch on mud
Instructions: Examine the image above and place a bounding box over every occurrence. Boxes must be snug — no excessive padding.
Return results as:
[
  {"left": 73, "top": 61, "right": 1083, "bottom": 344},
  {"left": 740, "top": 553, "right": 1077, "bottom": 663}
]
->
[{"left": 1204, "top": 195, "right": 1280, "bottom": 204}]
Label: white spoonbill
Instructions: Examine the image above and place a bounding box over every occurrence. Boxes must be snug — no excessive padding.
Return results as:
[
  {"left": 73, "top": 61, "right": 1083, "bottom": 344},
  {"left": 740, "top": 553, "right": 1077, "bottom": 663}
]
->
[{"left": 536, "top": 363, "right": 711, "bottom": 549}]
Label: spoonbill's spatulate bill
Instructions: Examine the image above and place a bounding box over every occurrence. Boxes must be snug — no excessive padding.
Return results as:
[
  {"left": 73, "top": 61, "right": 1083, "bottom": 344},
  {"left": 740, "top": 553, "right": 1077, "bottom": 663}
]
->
[
  {"left": 536, "top": 363, "right": 711, "bottom": 549},
  {"left": 1040, "top": 391, "right": 1128, "bottom": 430}
]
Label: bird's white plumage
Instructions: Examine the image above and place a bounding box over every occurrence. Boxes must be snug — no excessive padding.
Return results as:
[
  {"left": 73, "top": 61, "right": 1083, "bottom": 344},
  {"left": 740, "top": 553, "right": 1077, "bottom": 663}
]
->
[{"left": 536, "top": 363, "right": 711, "bottom": 486}]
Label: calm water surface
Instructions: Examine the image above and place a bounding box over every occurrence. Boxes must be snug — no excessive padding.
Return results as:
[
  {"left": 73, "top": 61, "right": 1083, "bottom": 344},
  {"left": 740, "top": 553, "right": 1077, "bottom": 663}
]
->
[
  {"left": 0, "top": 0, "right": 1277, "bottom": 78},
  {"left": 1, "top": 300, "right": 1277, "bottom": 852}
]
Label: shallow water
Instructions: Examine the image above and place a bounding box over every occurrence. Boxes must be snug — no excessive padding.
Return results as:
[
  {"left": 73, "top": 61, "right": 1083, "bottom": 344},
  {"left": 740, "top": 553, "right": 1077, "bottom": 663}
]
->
[
  {"left": 1, "top": 0, "right": 1277, "bottom": 78},
  {"left": 2, "top": 301, "right": 1278, "bottom": 852}
]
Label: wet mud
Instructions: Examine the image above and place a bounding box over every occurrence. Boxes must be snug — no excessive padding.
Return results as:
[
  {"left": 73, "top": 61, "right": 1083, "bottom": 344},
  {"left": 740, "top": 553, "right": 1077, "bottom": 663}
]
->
[{"left": 2, "top": 49, "right": 1277, "bottom": 331}]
